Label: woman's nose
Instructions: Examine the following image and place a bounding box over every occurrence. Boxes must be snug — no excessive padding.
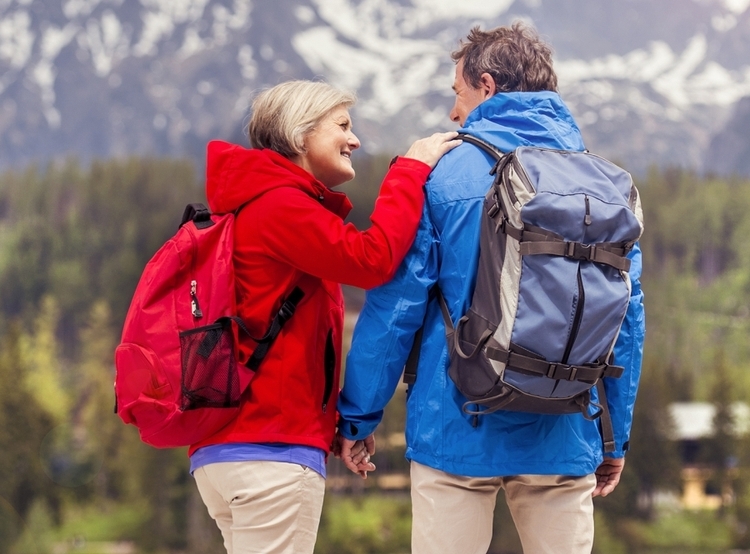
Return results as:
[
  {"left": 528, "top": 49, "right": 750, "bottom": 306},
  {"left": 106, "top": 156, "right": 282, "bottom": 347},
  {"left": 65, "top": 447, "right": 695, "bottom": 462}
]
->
[{"left": 349, "top": 132, "right": 361, "bottom": 150}]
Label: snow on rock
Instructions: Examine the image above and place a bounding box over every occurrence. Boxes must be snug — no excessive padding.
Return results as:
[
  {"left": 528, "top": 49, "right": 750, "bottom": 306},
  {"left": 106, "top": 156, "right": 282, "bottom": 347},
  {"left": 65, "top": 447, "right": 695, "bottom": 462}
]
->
[
  {"left": 0, "top": 10, "right": 34, "bottom": 68},
  {"left": 557, "top": 33, "right": 750, "bottom": 116}
]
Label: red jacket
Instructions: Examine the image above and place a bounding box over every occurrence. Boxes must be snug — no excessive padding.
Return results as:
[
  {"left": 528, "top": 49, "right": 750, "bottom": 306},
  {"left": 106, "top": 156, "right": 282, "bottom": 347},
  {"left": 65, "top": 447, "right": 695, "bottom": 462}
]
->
[{"left": 188, "top": 141, "right": 430, "bottom": 455}]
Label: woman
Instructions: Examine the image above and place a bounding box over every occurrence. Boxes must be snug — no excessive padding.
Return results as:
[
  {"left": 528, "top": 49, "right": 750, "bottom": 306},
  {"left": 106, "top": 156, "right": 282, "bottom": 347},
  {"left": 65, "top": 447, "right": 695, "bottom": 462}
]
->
[{"left": 188, "top": 80, "right": 460, "bottom": 554}]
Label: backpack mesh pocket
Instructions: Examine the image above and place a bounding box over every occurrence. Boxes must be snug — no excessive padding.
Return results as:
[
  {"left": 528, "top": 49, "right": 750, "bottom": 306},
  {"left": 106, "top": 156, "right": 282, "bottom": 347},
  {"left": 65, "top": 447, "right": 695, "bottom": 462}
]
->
[{"left": 179, "top": 319, "right": 241, "bottom": 411}]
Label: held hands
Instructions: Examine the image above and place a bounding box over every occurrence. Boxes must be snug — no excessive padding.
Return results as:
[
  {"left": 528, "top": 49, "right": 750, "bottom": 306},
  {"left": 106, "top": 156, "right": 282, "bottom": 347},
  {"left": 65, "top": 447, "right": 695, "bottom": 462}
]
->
[
  {"left": 403, "top": 131, "right": 462, "bottom": 169},
  {"left": 593, "top": 457, "right": 625, "bottom": 497},
  {"left": 332, "top": 432, "right": 376, "bottom": 479}
]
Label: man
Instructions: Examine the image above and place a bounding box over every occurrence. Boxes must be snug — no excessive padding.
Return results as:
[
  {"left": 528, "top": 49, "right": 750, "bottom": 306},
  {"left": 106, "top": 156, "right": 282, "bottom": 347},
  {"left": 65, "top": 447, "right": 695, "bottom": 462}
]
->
[{"left": 335, "top": 22, "right": 644, "bottom": 554}]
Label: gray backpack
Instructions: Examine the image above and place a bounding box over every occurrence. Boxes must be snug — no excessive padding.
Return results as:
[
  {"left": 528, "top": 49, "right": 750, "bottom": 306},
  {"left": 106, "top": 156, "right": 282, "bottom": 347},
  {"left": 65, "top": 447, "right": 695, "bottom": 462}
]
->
[{"left": 405, "top": 133, "right": 643, "bottom": 452}]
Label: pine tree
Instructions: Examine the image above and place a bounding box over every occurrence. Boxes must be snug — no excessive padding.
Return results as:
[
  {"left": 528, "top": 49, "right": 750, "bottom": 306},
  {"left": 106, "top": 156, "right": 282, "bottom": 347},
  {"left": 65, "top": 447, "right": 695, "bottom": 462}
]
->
[{"left": 0, "top": 323, "right": 57, "bottom": 551}]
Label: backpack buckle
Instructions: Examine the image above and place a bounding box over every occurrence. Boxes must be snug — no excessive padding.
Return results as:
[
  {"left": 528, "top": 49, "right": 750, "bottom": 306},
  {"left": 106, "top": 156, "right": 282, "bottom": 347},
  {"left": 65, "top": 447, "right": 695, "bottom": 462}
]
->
[
  {"left": 566, "top": 242, "right": 595, "bottom": 261},
  {"left": 545, "top": 364, "right": 558, "bottom": 379},
  {"left": 488, "top": 202, "right": 500, "bottom": 218},
  {"left": 278, "top": 301, "right": 296, "bottom": 321},
  {"left": 547, "top": 363, "right": 578, "bottom": 381}
]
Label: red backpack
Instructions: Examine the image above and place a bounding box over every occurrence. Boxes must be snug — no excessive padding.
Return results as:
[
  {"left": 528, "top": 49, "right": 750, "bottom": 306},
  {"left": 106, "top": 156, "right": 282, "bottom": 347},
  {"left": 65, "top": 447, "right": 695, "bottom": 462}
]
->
[{"left": 114, "top": 203, "right": 305, "bottom": 448}]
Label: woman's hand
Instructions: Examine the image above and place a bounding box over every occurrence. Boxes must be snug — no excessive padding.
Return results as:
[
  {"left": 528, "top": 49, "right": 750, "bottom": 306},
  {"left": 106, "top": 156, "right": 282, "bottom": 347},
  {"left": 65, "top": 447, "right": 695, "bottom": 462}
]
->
[
  {"left": 333, "top": 432, "right": 376, "bottom": 479},
  {"left": 403, "top": 131, "right": 462, "bottom": 169}
]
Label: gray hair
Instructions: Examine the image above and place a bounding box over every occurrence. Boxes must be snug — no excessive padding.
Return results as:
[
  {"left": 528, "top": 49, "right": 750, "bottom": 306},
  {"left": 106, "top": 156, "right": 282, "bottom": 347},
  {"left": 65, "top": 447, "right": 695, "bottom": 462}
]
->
[
  {"left": 451, "top": 22, "right": 558, "bottom": 93},
  {"left": 247, "top": 80, "right": 356, "bottom": 158}
]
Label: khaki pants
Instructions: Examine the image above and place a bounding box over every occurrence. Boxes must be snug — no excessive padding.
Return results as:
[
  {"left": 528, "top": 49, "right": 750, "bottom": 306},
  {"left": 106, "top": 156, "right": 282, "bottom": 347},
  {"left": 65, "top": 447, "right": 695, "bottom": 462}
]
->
[
  {"left": 193, "top": 460, "right": 325, "bottom": 554},
  {"left": 410, "top": 461, "right": 596, "bottom": 554}
]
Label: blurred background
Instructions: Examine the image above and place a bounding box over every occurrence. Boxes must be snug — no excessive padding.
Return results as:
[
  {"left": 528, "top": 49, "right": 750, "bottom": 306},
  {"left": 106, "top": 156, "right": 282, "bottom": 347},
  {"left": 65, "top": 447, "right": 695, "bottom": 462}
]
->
[{"left": 1, "top": 0, "right": 750, "bottom": 552}]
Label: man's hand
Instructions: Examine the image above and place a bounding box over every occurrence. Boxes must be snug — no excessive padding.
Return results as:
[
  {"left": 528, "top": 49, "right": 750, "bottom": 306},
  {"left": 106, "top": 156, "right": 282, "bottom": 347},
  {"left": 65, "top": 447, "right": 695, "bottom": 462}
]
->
[
  {"left": 593, "top": 457, "right": 625, "bottom": 497},
  {"left": 333, "top": 432, "right": 376, "bottom": 479}
]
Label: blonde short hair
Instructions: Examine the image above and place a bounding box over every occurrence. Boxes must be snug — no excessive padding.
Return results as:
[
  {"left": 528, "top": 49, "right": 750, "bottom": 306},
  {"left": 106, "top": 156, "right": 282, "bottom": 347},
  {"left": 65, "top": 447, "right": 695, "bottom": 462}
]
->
[{"left": 248, "top": 80, "right": 356, "bottom": 158}]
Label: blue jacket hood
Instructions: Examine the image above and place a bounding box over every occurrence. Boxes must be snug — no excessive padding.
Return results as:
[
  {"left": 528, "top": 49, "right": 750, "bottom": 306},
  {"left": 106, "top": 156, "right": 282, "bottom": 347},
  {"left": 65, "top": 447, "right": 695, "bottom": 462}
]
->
[{"left": 463, "top": 91, "right": 585, "bottom": 152}]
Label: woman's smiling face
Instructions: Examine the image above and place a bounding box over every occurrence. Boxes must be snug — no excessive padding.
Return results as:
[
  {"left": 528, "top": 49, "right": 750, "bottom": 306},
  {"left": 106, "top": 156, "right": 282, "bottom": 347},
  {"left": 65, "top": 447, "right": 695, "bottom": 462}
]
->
[{"left": 296, "top": 105, "right": 361, "bottom": 188}]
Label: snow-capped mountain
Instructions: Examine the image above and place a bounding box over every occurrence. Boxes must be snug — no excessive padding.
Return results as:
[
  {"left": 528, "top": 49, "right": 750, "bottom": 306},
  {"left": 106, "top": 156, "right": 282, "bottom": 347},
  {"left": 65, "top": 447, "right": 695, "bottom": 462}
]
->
[{"left": 1, "top": 0, "right": 750, "bottom": 175}]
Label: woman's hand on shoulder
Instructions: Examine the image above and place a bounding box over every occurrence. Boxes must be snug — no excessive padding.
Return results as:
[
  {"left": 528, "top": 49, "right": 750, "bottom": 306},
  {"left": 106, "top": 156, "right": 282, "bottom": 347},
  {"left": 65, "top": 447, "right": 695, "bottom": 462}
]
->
[{"left": 402, "top": 131, "right": 462, "bottom": 169}]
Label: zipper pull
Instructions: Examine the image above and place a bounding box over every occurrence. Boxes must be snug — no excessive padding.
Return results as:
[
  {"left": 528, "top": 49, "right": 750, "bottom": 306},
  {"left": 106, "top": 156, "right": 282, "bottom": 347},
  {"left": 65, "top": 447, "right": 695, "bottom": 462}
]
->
[
  {"left": 584, "top": 195, "right": 592, "bottom": 226},
  {"left": 190, "top": 280, "right": 203, "bottom": 319}
]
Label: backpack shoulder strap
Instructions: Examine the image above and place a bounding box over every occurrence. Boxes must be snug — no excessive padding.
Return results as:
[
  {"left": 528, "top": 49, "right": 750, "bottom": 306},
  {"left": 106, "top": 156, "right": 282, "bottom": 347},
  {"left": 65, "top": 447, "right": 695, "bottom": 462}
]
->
[
  {"left": 403, "top": 286, "right": 449, "bottom": 384},
  {"left": 404, "top": 135, "right": 504, "bottom": 385},
  {"left": 456, "top": 132, "right": 505, "bottom": 161},
  {"left": 245, "top": 272, "right": 319, "bottom": 371},
  {"left": 596, "top": 380, "right": 616, "bottom": 454}
]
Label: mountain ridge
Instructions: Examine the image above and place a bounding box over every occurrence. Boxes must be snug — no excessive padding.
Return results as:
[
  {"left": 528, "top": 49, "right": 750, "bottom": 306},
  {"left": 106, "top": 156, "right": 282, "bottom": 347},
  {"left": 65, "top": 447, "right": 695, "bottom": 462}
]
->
[{"left": 1, "top": 0, "right": 749, "bottom": 175}]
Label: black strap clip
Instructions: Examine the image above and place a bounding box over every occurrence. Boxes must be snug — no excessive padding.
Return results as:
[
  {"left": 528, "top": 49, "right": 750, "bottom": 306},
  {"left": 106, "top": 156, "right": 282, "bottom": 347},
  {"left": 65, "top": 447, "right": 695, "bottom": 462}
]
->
[{"left": 566, "top": 242, "right": 594, "bottom": 261}]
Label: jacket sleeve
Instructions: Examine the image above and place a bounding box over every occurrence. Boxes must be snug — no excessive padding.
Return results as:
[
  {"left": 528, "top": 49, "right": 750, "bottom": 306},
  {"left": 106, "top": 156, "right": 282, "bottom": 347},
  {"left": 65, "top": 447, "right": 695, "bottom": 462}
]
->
[
  {"left": 254, "top": 157, "right": 430, "bottom": 290},
  {"left": 336, "top": 203, "right": 439, "bottom": 440},
  {"left": 603, "top": 241, "right": 645, "bottom": 458}
]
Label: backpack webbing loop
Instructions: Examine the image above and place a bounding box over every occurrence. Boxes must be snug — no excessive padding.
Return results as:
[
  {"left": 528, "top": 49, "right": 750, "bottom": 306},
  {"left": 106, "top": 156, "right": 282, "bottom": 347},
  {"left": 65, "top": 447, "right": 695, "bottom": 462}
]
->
[
  {"left": 462, "top": 389, "right": 515, "bottom": 415},
  {"left": 453, "top": 317, "right": 494, "bottom": 359},
  {"left": 181, "top": 203, "right": 215, "bottom": 229}
]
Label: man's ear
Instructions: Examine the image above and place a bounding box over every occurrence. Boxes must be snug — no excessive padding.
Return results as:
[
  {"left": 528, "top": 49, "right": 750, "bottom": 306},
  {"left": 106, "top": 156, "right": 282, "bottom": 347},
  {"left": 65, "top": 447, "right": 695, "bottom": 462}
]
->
[{"left": 479, "top": 73, "right": 496, "bottom": 99}]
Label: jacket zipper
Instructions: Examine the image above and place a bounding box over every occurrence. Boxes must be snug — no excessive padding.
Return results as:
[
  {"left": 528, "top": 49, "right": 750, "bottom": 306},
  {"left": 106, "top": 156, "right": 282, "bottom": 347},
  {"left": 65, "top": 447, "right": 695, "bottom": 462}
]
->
[
  {"left": 322, "top": 329, "right": 335, "bottom": 412},
  {"left": 561, "top": 267, "right": 585, "bottom": 365}
]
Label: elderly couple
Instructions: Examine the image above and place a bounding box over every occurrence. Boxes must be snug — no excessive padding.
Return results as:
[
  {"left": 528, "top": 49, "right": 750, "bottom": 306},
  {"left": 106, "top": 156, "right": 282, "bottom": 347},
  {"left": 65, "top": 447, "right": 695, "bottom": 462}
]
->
[{"left": 188, "top": 22, "right": 645, "bottom": 554}]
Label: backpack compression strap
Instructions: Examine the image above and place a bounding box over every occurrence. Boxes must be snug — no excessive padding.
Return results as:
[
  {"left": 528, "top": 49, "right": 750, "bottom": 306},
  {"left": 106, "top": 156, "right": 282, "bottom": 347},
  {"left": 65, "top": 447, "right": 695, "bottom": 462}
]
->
[
  {"left": 483, "top": 345, "right": 624, "bottom": 383},
  {"left": 495, "top": 199, "right": 633, "bottom": 272}
]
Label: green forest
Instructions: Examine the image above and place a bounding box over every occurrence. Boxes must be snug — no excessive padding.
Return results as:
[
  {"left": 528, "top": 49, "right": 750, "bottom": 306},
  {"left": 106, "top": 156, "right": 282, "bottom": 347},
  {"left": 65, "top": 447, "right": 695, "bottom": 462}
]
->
[{"left": 2, "top": 154, "right": 750, "bottom": 553}]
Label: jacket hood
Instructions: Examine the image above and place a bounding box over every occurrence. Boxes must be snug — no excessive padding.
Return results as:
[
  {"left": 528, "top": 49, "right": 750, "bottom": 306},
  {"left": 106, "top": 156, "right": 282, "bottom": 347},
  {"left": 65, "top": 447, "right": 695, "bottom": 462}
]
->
[
  {"left": 462, "top": 91, "right": 585, "bottom": 153},
  {"left": 205, "top": 141, "right": 352, "bottom": 218}
]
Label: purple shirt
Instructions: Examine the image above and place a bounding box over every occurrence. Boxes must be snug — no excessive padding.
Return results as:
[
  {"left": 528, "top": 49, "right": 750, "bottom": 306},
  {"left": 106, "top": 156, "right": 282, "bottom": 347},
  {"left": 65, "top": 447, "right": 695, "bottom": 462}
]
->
[{"left": 189, "top": 443, "right": 326, "bottom": 478}]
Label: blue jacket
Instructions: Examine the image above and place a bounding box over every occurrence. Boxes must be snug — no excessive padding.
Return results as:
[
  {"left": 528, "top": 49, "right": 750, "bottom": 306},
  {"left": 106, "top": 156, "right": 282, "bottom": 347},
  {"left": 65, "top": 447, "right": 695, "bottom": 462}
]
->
[{"left": 337, "top": 91, "right": 645, "bottom": 478}]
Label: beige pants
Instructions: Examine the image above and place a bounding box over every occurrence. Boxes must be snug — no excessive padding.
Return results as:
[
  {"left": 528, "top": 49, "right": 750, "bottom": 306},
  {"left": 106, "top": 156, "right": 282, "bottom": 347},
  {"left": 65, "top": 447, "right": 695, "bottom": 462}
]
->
[
  {"left": 193, "top": 461, "right": 325, "bottom": 554},
  {"left": 410, "top": 461, "right": 596, "bottom": 554}
]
